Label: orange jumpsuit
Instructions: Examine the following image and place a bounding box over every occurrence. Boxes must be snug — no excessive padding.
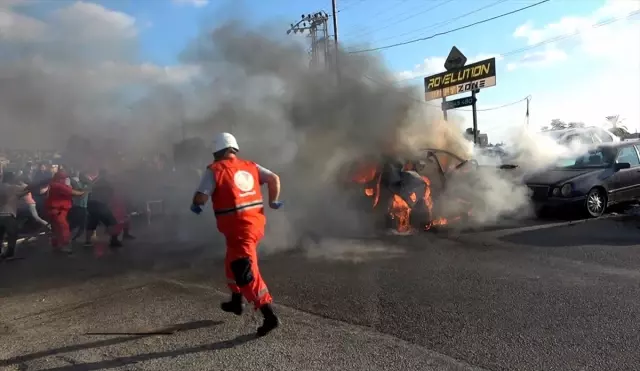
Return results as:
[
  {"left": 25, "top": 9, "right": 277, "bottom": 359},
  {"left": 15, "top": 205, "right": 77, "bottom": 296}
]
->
[
  {"left": 46, "top": 172, "right": 73, "bottom": 249},
  {"left": 209, "top": 158, "right": 272, "bottom": 310}
]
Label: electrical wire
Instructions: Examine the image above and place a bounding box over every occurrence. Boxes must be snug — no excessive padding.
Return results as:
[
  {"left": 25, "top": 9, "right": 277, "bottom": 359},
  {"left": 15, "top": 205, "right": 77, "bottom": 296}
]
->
[
  {"left": 341, "top": 0, "right": 454, "bottom": 41},
  {"left": 373, "top": 0, "right": 510, "bottom": 44},
  {"left": 501, "top": 9, "right": 640, "bottom": 57},
  {"left": 348, "top": 0, "right": 551, "bottom": 54},
  {"left": 394, "top": 9, "right": 640, "bottom": 83},
  {"left": 338, "top": 0, "right": 366, "bottom": 13},
  {"left": 352, "top": 0, "right": 457, "bottom": 38}
]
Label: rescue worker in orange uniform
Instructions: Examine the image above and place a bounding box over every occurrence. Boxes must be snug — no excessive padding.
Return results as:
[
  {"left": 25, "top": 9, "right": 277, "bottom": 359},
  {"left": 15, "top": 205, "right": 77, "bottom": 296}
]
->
[
  {"left": 191, "top": 132, "right": 283, "bottom": 337},
  {"left": 46, "top": 168, "right": 85, "bottom": 254}
]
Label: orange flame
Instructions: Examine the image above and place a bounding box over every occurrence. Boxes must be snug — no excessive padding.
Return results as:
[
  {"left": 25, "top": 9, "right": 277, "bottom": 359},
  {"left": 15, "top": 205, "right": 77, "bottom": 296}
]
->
[
  {"left": 352, "top": 163, "right": 383, "bottom": 208},
  {"left": 351, "top": 160, "right": 471, "bottom": 234},
  {"left": 351, "top": 164, "right": 378, "bottom": 184},
  {"left": 389, "top": 194, "right": 412, "bottom": 233}
]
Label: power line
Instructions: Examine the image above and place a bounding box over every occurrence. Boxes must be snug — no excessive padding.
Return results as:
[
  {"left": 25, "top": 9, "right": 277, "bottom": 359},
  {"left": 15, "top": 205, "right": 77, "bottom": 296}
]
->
[
  {"left": 372, "top": 0, "right": 510, "bottom": 45},
  {"left": 338, "top": 0, "right": 365, "bottom": 13},
  {"left": 341, "top": 0, "right": 454, "bottom": 41},
  {"left": 348, "top": 0, "right": 551, "bottom": 54},
  {"left": 351, "top": 0, "right": 457, "bottom": 39},
  {"left": 500, "top": 9, "right": 640, "bottom": 58},
  {"left": 394, "top": 9, "right": 640, "bottom": 83}
]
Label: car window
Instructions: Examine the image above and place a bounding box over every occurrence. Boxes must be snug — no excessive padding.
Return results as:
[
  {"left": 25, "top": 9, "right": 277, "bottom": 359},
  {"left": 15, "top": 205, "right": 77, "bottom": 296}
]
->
[
  {"left": 555, "top": 149, "right": 613, "bottom": 168},
  {"left": 616, "top": 146, "right": 640, "bottom": 166}
]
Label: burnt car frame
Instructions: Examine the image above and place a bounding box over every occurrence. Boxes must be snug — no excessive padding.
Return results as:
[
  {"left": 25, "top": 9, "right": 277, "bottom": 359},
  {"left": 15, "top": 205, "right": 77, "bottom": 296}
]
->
[
  {"left": 525, "top": 141, "right": 640, "bottom": 218},
  {"left": 348, "top": 148, "right": 515, "bottom": 231}
]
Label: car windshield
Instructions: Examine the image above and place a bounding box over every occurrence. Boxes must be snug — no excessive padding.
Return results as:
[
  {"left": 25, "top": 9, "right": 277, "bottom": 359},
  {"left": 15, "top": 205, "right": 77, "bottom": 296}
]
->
[{"left": 554, "top": 148, "right": 614, "bottom": 168}]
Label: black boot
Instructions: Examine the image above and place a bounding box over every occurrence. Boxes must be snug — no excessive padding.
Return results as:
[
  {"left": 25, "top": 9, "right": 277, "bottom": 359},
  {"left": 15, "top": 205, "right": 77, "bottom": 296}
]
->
[
  {"left": 220, "top": 293, "right": 244, "bottom": 316},
  {"left": 257, "top": 304, "right": 280, "bottom": 337},
  {"left": 109, "top": 236, "right": 123, "bottom": 248}
]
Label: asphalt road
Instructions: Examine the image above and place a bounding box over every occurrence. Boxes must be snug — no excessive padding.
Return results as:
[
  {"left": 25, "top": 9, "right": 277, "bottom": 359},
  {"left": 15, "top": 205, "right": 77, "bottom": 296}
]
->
[{"left": 2, "top": 215, "right": 640, "bottom": 371}]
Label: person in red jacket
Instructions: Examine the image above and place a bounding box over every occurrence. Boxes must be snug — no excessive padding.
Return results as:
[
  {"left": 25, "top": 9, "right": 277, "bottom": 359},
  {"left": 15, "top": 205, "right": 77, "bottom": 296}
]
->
[
  {"left": 191, "top": 132, "right": 283, "bottom": 337},
  {"left": 46, "top": 169, "right": 85, "bottom": 254}
]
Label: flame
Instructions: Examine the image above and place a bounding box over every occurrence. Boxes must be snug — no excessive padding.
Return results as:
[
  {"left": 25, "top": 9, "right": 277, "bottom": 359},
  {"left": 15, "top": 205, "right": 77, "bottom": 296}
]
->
[
  {"left": 351, "top": 159, "right": 472, "bottom": 234},
  {"left": 351, "top": 164, "right": 378, "bottom": 184},
  {"left": 389, "top": 195, "right": 412, "bottom": 233},
  {"left": 352, "top": 163, "right": 382, "bottom": 208}
]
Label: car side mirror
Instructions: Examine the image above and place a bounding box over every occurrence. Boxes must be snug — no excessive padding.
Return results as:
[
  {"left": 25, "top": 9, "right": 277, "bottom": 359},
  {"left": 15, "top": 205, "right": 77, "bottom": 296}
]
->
[{"left": 614, "top": 162, "right": 631, "bottom": 171}]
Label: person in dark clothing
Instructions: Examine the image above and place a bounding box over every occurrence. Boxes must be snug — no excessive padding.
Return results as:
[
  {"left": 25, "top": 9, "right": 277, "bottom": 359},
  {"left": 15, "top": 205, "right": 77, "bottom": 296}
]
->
[
  {"left": 68, "top": 170, "right": 90, "bottom": 241},
  {"left": 0, "top": 172, "right": 46, "bottom": 260},
  {"left": 85, "top": 169, "right": 122, "bottom": 248}
]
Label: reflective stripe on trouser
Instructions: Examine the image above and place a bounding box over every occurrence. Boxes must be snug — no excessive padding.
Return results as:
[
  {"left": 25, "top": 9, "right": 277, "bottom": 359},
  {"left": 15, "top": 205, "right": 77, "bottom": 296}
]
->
[
  {"left": 224, "top": 230, "right": 272, "bottom": 309},
  {"left": 215, "top": 201, "right": 263, "bottom": 216}
]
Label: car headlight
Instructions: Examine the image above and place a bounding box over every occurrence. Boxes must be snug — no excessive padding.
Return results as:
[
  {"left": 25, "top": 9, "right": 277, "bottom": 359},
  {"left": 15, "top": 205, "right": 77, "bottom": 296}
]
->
[
  {"left": 561, "top": 183, "right": 572, "bottom": 197},
  {"left": 552, "top": 187, "right": 560, "bottom": 196}
]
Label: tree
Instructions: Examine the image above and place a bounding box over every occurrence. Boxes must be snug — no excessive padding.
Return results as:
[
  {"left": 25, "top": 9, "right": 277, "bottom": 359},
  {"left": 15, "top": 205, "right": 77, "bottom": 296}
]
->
[
  {"left": 567, "top": 122, "right": 585, "bottom": 128},
  {"left": 605, "top": 115, "right": 632, "bottom": 138},
  {"left": 550, "top": 119, "right": 567, "bottom": 130},
  {"left": 540, "top": 126, "right": 550, "bottom": 131}
]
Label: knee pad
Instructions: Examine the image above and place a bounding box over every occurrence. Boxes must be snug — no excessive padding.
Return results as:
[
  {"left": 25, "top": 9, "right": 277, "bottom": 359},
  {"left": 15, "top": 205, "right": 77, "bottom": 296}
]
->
[{"left": 230, "top": 258, "right": 254, "bottom": 287}]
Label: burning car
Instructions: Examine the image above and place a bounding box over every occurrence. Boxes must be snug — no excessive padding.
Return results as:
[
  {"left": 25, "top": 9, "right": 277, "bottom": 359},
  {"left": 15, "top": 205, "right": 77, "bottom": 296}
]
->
[{"left": 347, "top": 148, "right": 510, "bottom": 234}]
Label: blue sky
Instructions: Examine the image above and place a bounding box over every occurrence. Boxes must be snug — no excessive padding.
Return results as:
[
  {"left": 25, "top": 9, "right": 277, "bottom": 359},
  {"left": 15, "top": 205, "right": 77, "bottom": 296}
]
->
[
  {"left": 6, "top": 0, "right": 640, "bottom": 143},
  {"left": 107, "top": 0, "right": 638, "bottom": 141}
]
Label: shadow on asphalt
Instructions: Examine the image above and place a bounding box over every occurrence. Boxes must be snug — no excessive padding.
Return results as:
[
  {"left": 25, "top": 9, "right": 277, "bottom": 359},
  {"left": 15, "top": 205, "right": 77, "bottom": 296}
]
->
[
  {"left": 0, "top": 320, "right": 223, "bottom": 369},
  {"left": 0, "top": 218, "right": 221, "bottom": 297},
  {"left": 36, "top": 333, "right": 257, "bottom": 371}
]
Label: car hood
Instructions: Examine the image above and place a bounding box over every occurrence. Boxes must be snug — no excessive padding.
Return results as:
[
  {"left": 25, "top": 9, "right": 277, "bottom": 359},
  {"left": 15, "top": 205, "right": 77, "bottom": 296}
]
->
[{"left": 524, "top": 168, "right": 600, "bottom": 186}]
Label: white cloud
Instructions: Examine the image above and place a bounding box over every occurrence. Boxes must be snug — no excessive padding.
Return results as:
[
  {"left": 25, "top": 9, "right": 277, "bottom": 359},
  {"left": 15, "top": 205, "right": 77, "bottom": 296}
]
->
[
  {"left": 508, "top": 0, "right": 640, "bottom": 70},
  {"left": 51, "top": 1, "right": 137, "bottom": 40},
  {"left": 395, "top": 53, "right": 504, "bottom": 82},
  {"left": 0, "top": 1, "right": 201, "bottom": 148},
  {"left": 397, "top": 0, "right": 640, "bottom": 144},
  {"left": 0, "top": 2, "right": 198, "bottom": 86},
  {"left": 172, "top": 0, "right": 209, "bottom": 8},
  {"left": 506, "top": 49, "right": 567, "bottom": 71}
]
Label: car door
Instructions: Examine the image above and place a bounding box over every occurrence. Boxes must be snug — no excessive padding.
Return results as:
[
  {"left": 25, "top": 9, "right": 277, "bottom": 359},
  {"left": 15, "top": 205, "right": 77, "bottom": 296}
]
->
[{"left": 611, "top": 145, "right": 640, "bottom": 202}]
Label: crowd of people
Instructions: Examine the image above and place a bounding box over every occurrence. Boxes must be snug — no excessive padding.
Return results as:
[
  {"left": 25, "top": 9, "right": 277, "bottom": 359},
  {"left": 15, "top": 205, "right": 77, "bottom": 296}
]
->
[
  {"left": 0, "top": 139, "right": 185, "bottom": 259},
  {"left": 0, "top": 159, "right": 140, "bottom": 261},
  {"left": 2, "top": 132, "right": 284, "bottom": 337}
]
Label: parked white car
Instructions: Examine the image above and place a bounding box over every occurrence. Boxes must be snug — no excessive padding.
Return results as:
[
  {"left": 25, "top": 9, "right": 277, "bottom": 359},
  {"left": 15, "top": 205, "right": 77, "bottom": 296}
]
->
[{"left": 541, "top": 127, "right": 620, "bottom": 145}]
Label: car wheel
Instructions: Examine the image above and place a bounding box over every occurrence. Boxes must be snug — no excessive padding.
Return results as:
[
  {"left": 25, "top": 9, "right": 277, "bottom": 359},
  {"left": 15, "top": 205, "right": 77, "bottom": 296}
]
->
[{"left": 585, "top": 188, "right": 606, "bottom": 218}]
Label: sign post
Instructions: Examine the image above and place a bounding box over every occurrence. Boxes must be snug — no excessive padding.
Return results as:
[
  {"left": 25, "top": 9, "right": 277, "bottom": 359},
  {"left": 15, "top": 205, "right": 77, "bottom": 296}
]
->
[
  {"left": 424, "top": 46, "right": 497, "bottom": 145},
  {"left": 471, "top": 89, "right": 479, "bottom": 144}
]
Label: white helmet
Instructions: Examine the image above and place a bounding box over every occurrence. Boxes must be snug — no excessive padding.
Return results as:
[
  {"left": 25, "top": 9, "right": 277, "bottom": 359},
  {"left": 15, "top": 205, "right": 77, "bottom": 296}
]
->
[{"left": 212, "top": 132, "right": 239, "bottom": 153}]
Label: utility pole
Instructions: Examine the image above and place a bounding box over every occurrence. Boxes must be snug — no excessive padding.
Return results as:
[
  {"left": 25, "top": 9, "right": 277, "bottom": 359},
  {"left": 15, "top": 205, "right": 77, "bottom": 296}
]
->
[
  {"left": 331, "top": 0, "right": 340, "bottom": 81},
  {"left": 286, "top": 12, "right": 330, "bottom": 70}
]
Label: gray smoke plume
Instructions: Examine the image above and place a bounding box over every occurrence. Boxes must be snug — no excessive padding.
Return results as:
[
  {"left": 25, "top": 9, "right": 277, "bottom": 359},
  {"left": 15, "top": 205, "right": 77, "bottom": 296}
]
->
[
  {"left": 1, "top": 1, "right": 542, "bottom": 260},
  {"left": 175, "top": 20, "right": 538, "bottom": 255}
]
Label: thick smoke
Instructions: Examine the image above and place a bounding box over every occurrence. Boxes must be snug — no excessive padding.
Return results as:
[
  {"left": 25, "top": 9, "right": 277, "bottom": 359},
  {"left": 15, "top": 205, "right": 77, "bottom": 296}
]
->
[
  {"left": 176, "top": 21, "right": 542, "bottom": 251},
  {"left": 1, "top": 1, "right": 575, "bottom": 259}
]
